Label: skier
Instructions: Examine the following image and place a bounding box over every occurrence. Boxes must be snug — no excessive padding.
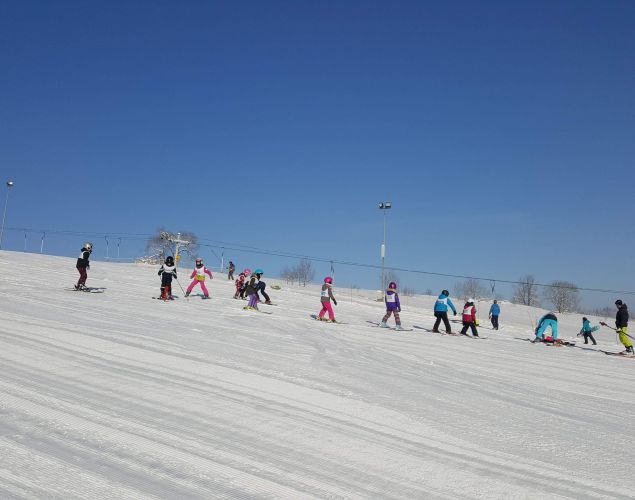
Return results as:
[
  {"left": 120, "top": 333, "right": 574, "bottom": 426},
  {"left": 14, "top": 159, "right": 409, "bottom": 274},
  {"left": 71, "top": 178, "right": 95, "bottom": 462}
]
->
[
  {"left": 74, "top": 242, "right": 93, "bottom": 290},
  {"left": 254, "top": 268, "right": 272, "bottom": 305},
  {"left": 243, "top": 271, "right": 260, "bottom": 310},
  {"left": 185, "top": 258, "right": 213, "bottom": 298},
  {"left": 533, "top": 312, "right": 558, "bottom": 342},
  {"left": 460, "top": 299, "right": 479, "bottom": 337},
  {"left": 489, "top": 300, "right": 501, "bottom": 330},
  {"left": 227, "top": 261, "right": 235, "bottom": 281},
  {"left": 317, "top": 277, "right": 337, "bottom": 322},
  {"left": 432, "top": 289, "right": 457, "bottom": 333},
  {"left": 380, "top": 281, "right": 404, "bottom": 330},
  {"left": 615, "top": 300, "right": 633, "bottom": 355},
  {"left": 239, "top": 268, "right": 251, "bottom": 299},
  {"left": 157, "top": 256, "right": 177, "bottom": 300},
  {"left": 579, "top": 317, "right": 598, "bottom": 345},
  {"left": 234, "top": 271, "right": 246, "bottom": 299}
]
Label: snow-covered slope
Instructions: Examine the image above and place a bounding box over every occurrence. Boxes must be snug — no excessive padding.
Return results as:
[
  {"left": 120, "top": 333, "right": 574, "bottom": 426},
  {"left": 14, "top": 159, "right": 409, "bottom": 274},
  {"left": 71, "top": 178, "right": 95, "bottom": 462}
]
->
[{"left": 0, "top": 251, "right": 633, "bottom": 499}]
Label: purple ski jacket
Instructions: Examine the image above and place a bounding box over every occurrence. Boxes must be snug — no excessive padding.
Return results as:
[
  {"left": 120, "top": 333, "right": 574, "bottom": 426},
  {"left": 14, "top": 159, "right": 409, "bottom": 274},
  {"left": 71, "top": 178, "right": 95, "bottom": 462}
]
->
[{"left": 385, "top": 290, "right": 401, "bottom": 311}]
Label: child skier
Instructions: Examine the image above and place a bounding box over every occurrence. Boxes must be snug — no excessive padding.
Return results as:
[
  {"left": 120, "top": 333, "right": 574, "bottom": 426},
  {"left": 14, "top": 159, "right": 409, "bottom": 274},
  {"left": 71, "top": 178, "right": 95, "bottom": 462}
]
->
[
  {"left": 432, "top": 289, "right": 457, "bottom": 333},
  {"left": 239, "top": 268, "right": 251, "bottom": 299},
  {"left": 74, "top": 242, "right": 93, "bottom": 290},
  {"left": 579, "top": 317, "right": 598, "bottom": 345},
  {"left": 157, "top": 256, "right": 177, "bottom": 300},
  {"left": 185, "top": 258, "right": 213, "bottom": 298},
  {"left": 380, "top": 281, "right": 404, "bottom": 330},
  {"left": 460, "top": 299, "right": 479, "bottom": 337},
  {"left": 317, "top": 277, "right": 337, "bottom": 322},
  {"left": 532, "top": 312, "right": 558, "bottom": 342},
  {"left": 243, "top": 270, "right": 260, "bottom": 310},
  {"left": 234, "top": 271, "right": 246, "bottom": 299}
]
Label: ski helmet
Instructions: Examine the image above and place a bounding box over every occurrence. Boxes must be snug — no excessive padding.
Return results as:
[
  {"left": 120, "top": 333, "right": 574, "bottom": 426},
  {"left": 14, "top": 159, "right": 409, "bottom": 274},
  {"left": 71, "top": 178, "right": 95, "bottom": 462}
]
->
[
  {"left": 243, "top": 268, "right": 251, "bottom": 276},
  {"left": 255, "top": 268, "right": 264, "bottom": 275},
  {"left": 84, "top": 242, "right": 93, "bottom": 251},
  {"left": 165, "top": 256, "right": 174, "bottom": 265},
  {"left": 468, "top": 298, "right": 475, "bottom": 304},
  {"left": 582, "top": 317, "right": 588, "bottom": 322},
  {"left": 442, "top": 289, "right": 449, "bottom": 296},
  {"left": 324, "top": 276, "right": 333, "bottom": 284},
  {"left": 196, "top": 258, "right": 203, "bottom": 267},
  {"left": 616, "top": 299, "right": 623, "bottom": 306},
  {"left": 388, "top": 281, "right": 397, "bottom": 289}
]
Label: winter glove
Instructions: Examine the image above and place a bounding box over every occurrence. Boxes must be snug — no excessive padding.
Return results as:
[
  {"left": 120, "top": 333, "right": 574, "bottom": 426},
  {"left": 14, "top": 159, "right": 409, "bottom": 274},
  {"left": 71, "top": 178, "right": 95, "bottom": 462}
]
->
[
  {"left": 453, "top": 311, "right": 457, "bottom": 316},
  {"left": 398, "top": 307, "right": 401, "bottom": 313},
  {"left": 333, "top": 299, "right": 337, "bottom": 306}
]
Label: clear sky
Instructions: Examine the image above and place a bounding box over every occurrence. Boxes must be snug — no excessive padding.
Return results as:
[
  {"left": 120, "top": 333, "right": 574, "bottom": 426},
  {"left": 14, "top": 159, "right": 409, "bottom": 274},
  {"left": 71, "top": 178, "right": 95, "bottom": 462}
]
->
[{"left": 1, "top": 0, "right": 634, "bottom": 307}]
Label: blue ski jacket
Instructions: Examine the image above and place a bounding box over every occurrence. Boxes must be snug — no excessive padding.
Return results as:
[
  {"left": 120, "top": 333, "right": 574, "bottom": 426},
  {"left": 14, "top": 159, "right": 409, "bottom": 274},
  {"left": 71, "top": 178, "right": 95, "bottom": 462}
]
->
[
  {"left": 434, "top": 293, "right": 456, "bottom": 314},
  {"left": 489, "top": 303, "right": 500, "bottom": 316}
]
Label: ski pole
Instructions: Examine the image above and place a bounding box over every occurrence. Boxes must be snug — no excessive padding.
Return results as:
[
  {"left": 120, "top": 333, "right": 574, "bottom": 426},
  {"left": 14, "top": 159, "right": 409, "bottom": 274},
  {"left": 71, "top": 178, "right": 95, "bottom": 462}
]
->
[
  {"left": 175, "top": 276, "right": 188, "bottom": 301},
  {"left": 599, "top": 322, "right": 635, "bottom": 341}
]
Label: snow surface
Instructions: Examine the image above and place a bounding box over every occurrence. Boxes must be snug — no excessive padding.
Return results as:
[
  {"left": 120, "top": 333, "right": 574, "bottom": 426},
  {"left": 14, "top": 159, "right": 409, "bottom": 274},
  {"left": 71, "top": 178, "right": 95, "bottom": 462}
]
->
[{"left": 0, "top": 251, "right": 634, "bottom": 499}]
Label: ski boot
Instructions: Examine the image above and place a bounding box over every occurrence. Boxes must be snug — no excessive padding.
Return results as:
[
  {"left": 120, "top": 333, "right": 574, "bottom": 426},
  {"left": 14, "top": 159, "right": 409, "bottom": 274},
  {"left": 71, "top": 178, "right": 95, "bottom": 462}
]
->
[
  {"left": 185, "top": 291, "right": 190, "bottom": 297},
  {"left": 379, "top": 322, "right": 389, "bottom": 328},
  {"left": 395, "top": 325, "right": 405, "bottom": 331},
  {"left": 431, "top": 328, "right": 440, "bottom": 333}
]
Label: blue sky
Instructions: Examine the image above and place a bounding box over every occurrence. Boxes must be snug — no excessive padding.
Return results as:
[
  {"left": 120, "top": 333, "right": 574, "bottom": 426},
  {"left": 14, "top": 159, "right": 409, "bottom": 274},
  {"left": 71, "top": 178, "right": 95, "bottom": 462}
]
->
[{"left": 1, "top": 0, "right": 634, "bottom": 307}]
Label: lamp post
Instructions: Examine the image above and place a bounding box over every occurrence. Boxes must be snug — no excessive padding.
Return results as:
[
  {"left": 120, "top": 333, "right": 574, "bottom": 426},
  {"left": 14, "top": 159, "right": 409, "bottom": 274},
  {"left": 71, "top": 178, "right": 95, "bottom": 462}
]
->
[
  {"left": 378, "top": 201, "right": 392, "bottom": 290},
  {"left": 0, "top": 181, "right": 15, "bottom": 250}
]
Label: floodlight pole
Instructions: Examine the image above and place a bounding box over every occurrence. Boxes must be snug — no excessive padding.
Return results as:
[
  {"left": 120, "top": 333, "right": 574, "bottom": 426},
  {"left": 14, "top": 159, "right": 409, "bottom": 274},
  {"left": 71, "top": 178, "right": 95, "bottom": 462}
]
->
[
  {"left": 378, "top": 201, "right": 392, "bottom": 290},
  {"left": 0, "top": 181, "right": 15, "bottom": 250}
]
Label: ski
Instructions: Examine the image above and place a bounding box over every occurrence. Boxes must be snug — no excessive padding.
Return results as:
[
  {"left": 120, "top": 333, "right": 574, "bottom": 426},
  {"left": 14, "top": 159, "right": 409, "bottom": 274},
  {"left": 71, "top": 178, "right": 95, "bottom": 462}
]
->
[
  {"left": 310, "top": 314, "right": 345, "bottom": 324},
  {"left": 243, "top": 307, "right": 273, "bottom": 315},
  {"left": 601, "top": 350, "right": 635, "bottom": 358},
  {"left": 66, "top": 287, "right": 104, "bottom": 294}
]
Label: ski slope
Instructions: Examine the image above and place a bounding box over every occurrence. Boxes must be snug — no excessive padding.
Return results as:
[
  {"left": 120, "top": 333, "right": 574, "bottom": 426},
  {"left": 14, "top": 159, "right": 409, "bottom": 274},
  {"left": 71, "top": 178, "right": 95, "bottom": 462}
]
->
[{"left": 0, "top": 251, "right": 633, "bottom": 499}]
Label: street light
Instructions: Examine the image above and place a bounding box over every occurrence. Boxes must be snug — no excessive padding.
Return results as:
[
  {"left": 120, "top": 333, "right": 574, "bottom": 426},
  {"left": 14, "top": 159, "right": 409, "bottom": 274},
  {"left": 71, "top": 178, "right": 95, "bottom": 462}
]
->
[
  {"left": 0, "top": 181, "right": 15, "bottom": 250},
  {"left": 378, "top": 201, "right": 392, "bottom": 290}
]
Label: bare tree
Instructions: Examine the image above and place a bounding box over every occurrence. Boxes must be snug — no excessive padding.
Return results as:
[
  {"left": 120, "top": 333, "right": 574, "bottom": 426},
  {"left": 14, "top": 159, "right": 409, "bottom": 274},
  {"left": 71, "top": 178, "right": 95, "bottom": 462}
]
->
[
  {"left": 296, "top": 259, "right": 315, "bottom": 286},
  {"left": 281, "top": 259, "right": 315, "bottom": 286},
  {"left": 512, "top": 275, "right": 540, "bottom": 306},
  {"left": 145, "top": 228, "right": 200, "bottom": 264},
  {"left": 425, "top": 288, "right": 433, "bottom": 296},
  {"left": 280, "top": 266, "right": 296, "bottom": 284},
  {"left": 544, "top": 281, "right": 580, "bottom": 313},
  {"left": 401, "top": 286, "right": 416, "bottom": 297},
  {"left": 455, "top": 279, "right": 487, "bottom": 301}
]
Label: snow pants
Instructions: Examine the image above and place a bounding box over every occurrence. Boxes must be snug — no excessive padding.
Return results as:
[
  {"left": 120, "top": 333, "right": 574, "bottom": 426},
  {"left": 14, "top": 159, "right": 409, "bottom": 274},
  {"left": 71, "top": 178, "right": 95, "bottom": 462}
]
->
[
  {"left": 160, "top": 274, "right": 173, "bottom": 299},
  {"left": 76, "top": 266, "right": 88, "bottom": 286},
  {"left": 583, "top": 332, "right": 597, "bottom": 345},
  {"left": 247, "top": 293, "right": 258, "bottom": 308},
  {"left": 618, "top": 328, "right": 633, "bottom": 348},
  {"left": 319, "top": 300, "right": 335, "bottom": 321},
  {"left": 382, "top": 309, "right": 401, "bottom": 325},
  {"left": 256, "top": 281, "right": 270, "bottom": 303},
  {"left": 433, "top": 311, "right": 452, "bottom": 333},
  {"left": 461, "top": 321, "right": 478, "bottom": 336},
  {"left": 536, "top": 319, "right": 558, "bottom": 340},
  {"left": 228, "top": 270, "right": 234, "bottom": 280},
  {"left": 187, "top": 279, "right": 209, "bottom": 297},
  {"left": 490, "top": 315, "right": 499, "bottom": 329}
]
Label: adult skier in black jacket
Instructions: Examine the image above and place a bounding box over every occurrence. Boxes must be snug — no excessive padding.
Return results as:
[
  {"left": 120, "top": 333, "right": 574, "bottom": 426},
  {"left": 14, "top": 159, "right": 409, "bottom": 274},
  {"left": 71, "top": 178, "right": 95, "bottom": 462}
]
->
[{"left": 615, "top": 300, "right": 633, "bottom": 354}]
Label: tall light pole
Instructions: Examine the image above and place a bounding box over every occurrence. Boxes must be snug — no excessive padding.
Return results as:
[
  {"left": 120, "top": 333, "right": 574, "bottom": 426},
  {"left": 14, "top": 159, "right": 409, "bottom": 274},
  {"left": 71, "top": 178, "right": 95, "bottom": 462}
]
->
[
  {"left": 0, "top": 181, "right": 15, "bottom": 250},
  {"left": 378, "top": 201, "right": 392, "bottom": 290}
]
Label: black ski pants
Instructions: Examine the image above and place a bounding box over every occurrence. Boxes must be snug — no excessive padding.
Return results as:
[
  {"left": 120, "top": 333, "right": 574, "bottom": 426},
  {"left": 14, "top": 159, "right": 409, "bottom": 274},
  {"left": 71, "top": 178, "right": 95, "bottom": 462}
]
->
[
  {"left": 583, "top": 332, "right": 597, "bottom": 345},
  {"left": 433, "top": 311, "right": 452, "bottom": 333},
  {"left": 257, "top": 281, "right": 270, "bottom": 302},
  {"left": 491, "top": 315, "right": 499, "bottom": 330},
  {"left": 461, "top": 321, "right": 478, "bottom": 336}
]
